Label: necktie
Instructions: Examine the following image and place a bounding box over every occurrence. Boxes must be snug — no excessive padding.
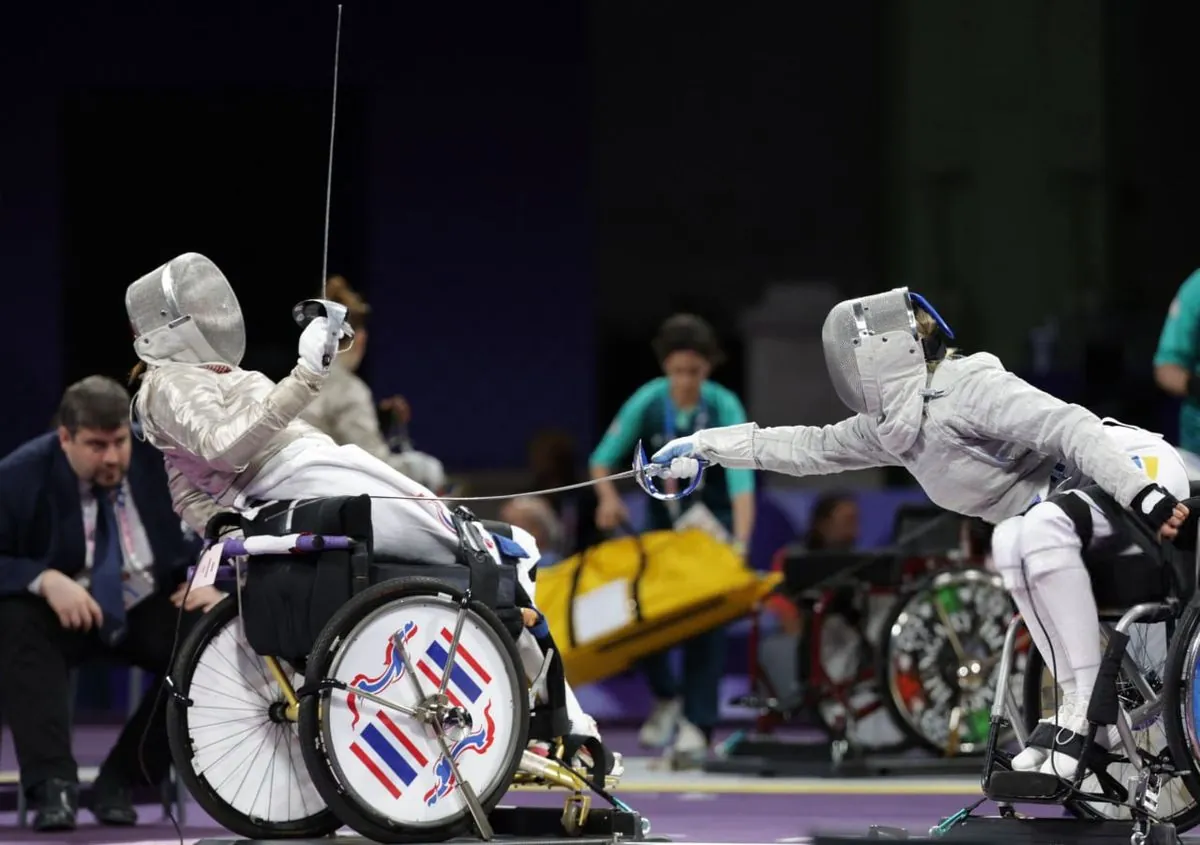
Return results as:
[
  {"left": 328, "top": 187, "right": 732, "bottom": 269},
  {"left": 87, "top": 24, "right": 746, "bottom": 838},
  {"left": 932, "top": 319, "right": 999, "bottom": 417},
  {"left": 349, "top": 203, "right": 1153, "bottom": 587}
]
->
[{"left": 91, "top": 485, "right": 127, "bottom": 644}]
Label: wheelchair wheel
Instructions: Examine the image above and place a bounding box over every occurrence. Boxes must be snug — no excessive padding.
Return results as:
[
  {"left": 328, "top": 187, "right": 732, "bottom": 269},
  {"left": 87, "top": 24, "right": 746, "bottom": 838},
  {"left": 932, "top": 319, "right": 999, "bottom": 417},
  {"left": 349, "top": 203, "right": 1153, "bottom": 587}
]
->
[
  {"left": 1025, "top": 622, "right": 1200, "bottom": 829},
  {"left": 1161, "top": 599, "right": 1200, "bottom": 824},
  {"left": 879, "top": 569, "right": 1022, "bottom": 756},
  {"left": 801, "top": 590, "right": 910, "bottom": 753},
  {"left": 166, "top": 596, "right": 339, "bottom": 840},
  {"left": 299, "top": 577, "right": 528, "bottom": 844}
]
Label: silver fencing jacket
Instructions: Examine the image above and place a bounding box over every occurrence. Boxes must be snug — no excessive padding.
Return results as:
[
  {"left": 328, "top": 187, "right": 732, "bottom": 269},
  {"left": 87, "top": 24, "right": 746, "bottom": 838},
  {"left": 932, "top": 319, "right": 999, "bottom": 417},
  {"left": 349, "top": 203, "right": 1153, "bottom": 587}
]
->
[
  {"left": 135, "top": 362, "right": 331, "bottom": 534},
  {"left": 690, "top": 352, "right": 1155, "bottom": 524}
]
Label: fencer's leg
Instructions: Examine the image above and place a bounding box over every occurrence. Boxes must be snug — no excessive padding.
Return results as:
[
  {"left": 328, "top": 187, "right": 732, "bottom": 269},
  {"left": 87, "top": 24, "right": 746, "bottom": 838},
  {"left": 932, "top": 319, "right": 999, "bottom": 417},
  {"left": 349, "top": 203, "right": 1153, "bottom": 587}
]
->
[
  {"left": 1017, "top": 497, "right": 1115, "bottom": 780},
  {"left": 993, "top": 516, "right": 1074, "bottom": 772}
]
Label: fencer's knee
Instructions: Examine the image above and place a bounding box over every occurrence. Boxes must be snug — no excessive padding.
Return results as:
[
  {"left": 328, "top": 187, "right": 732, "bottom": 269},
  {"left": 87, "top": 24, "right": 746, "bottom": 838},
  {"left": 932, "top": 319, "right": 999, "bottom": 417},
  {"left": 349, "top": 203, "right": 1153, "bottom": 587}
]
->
[
  {"left": 1018, "top": 499, "right": 1086, "bottom": 575},
  {"left": 990, "top": 516, "right": 1025, "bottom": 591}
]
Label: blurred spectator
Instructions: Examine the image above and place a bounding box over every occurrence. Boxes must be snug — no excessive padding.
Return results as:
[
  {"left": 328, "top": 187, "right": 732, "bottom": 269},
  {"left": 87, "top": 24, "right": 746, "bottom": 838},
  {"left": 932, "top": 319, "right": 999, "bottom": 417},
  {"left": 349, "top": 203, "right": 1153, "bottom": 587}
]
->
[
  {"left": 528, "top": 429, "right": 604, "bottom": 556},
  {"left": 499, "top": 495, "right": 565, "bottom": 566},
  {"left": 0, "top": 376, "right": 210, "bottom": 832},
  {"left": 764, "top": 492, "right": 860, "bottom": 633},
  {"left": 589, "top": 313, "right": 756, "bottom": 766},
  {"left": 301, "top": 275, "right": 448, "bottom": 491},
  {"left": 1154, "top": 269, "right": 1200, "bottom": 475}
]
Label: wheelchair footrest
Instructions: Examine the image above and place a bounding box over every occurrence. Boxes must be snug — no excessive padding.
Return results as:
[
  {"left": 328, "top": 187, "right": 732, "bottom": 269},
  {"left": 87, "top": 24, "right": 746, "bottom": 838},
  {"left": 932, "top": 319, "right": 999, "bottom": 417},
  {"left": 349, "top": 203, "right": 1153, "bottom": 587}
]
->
[{"left": 983, "top": 771, "right": 1073, "bottom": 805}]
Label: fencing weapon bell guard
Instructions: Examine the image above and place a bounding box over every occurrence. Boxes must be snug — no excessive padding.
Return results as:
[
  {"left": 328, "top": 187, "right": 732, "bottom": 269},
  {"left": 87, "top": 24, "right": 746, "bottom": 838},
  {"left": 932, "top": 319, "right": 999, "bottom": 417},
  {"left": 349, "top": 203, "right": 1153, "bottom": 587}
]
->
[
  {"left": 820, "top": 286, "right": 955, "bottom": 416},
  {"left": 126, "top": 252, "right": 247, "bottom": 367}
]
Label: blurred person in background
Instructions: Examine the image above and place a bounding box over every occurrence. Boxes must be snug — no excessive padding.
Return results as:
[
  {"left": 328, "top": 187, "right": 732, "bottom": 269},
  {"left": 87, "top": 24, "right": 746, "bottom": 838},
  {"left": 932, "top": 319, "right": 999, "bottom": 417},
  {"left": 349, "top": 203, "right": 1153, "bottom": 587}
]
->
[
  {"left": 1153, "top": 269, "right": 1200, "bottom": 476},
  {"left": 528, "top": 429, "right": 604, "bottom": 556},
  {"left": 589, "top": 313, "right": 756, "bottom": 765},
  {"left": 300, "top": 275, "right": 448, "bottom": 492},
  {"left": 499, "top": 495, "right": 566, "bottom": 567},
  {"left": 763, "top": 492, "right": 860, "bottom": 636},
  {"left": 0, "top": 376, "right": 211, "bottom": 832},
  {"left": 649, "top": 288, "right": 1190, "bottom": 781}
]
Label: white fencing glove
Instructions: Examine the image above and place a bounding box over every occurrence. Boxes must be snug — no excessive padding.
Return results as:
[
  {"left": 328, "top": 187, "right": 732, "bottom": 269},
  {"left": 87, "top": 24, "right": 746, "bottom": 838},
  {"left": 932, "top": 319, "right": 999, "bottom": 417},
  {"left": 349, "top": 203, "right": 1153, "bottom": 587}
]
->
[
  {"left": 650, "top": 436, "right": 703, "bottom": 479},
  {"left": 297, "top": 316, "right": 341, "bottom": 375}
]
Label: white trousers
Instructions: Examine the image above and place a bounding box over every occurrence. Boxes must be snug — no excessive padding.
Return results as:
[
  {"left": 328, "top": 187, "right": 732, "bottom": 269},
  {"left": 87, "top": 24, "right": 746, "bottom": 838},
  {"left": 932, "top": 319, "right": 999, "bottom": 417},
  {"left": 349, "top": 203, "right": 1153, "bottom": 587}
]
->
[
  {"left": 990, "top": 425, "right": 1188, "bottom": 700},
  {"left": 245, "top": 440, "right": 593, "bottom": 734}
]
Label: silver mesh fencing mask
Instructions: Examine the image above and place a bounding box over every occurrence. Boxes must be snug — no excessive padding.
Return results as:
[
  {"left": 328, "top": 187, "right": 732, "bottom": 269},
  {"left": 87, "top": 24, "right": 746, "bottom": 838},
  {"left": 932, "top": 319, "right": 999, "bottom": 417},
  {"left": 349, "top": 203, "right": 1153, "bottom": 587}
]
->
[
  {"left": 820, "top": 287, "right": 954, "bottom": 415},
  {"left": 126, "top": 253, "right": 246, "bottom": 367}
]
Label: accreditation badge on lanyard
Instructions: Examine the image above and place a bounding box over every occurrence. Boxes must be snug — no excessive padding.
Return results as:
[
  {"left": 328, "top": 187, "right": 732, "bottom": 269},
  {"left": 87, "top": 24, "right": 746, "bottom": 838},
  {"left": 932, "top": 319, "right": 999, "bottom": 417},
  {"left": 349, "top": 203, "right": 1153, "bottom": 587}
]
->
[
  {"left": 113, "top": 487, "right": 155, "bottom": 611},
  {"left": 662, "top": 395, "right": 709, "bottom": 522}
]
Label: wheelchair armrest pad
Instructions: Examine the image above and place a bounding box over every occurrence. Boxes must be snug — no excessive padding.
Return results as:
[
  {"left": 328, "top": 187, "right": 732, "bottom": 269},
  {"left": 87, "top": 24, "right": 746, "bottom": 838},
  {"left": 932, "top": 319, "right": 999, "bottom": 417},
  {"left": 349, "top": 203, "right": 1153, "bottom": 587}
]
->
[{"left": 204, "top": 511, "right": 244, "bottom": 541}]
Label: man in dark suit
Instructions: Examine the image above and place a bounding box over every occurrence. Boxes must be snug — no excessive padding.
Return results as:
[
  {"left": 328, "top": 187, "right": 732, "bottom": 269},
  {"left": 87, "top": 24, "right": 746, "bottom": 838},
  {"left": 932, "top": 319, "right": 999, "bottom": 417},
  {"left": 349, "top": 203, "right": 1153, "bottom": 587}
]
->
[{"left": 0, "top": 376, "right": 221, "bottom": 832}]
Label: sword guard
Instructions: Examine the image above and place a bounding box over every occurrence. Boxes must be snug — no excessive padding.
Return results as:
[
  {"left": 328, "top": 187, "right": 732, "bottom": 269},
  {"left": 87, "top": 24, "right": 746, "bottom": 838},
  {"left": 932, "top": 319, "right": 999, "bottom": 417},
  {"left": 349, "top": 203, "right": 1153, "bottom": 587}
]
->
[{"left": 633, "top": 439, "right": 707, "bottom": 501}]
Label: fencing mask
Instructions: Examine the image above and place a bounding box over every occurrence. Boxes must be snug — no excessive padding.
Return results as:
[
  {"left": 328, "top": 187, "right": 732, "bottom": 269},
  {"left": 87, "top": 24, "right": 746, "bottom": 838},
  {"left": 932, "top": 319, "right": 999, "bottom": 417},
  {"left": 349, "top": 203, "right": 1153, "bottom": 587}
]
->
[
  {"left": 821, "top": 287, "right": 954, "bottom": 416},
  {"left": 126, "top": 253, "right": 246, "bottom": 367}
]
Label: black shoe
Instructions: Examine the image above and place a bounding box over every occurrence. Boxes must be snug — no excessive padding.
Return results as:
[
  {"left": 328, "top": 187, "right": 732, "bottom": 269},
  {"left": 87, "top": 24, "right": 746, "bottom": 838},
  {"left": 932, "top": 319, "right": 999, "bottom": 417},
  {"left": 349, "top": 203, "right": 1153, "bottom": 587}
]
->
[
  {"left": 31, "top": 777, "right": 78, "bottom": 832},
  {"left": 87, "top": 778, "right": 138, "bottom": 826}
]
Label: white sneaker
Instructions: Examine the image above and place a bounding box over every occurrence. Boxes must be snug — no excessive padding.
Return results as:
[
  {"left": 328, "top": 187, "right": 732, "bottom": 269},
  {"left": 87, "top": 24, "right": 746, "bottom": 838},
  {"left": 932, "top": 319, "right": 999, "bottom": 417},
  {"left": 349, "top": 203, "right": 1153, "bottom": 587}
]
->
[
  {"left": 1032, "top": 697, "right": 1120, "bottom": 781},
  {"left": 638, "top": 698, "right": 682, "bottom": 749},
  {"left": 1013, "top": 695, "right": 1081, "bottom": 772},
  {"left": 669, "top": 718, "right": 709, "bottom": 768}
]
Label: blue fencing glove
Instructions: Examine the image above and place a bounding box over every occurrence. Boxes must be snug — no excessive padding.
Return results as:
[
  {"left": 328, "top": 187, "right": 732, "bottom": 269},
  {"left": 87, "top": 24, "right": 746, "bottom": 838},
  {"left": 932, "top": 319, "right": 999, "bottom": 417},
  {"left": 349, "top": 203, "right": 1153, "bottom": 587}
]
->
[{"left": 650, "top": 436, "right": 702, "bottom": 479}]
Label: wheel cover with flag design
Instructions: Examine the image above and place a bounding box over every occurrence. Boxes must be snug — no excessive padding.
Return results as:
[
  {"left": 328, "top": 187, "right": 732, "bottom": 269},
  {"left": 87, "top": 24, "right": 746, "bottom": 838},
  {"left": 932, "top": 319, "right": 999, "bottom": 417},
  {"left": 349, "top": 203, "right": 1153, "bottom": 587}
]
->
[{"left": 322, "top": 595, "right": 520, "bottom": 827}]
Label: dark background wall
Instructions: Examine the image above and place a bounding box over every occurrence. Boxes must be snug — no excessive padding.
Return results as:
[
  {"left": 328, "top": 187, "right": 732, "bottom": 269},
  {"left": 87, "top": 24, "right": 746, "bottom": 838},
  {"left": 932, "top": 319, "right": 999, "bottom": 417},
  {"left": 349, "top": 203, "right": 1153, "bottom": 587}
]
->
[{"left": 1, "top": 1, "right": 1197, "bottom": 465}]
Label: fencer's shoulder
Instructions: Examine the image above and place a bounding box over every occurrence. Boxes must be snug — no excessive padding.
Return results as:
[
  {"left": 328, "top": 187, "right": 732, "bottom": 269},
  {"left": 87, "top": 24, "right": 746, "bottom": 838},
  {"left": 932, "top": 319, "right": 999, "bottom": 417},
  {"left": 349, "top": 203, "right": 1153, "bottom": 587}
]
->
[{"left": 941, "top": 351, "right": 1005, "bottom": 375}]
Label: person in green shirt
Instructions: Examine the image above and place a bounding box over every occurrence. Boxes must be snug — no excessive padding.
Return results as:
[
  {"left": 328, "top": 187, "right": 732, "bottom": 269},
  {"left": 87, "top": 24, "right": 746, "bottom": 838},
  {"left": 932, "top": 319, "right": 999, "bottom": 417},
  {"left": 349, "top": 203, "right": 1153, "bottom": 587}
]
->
[
  {"left": 589, "top": 314, "right": 756, "bottom": 765},
  {"left": 1154, "top": 269, "right": 1200, "bottom": 464}
]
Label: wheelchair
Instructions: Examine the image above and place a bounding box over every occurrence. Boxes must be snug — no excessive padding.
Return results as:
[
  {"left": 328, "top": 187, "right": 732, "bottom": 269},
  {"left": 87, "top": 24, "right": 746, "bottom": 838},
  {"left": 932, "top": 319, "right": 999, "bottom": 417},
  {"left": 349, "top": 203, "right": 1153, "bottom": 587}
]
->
[
  {"left": 932, "top": 485, "right": 1200, "bottom": 845},
  {"left": 164, "top": 495, "right": 631, "bottom": 843}
]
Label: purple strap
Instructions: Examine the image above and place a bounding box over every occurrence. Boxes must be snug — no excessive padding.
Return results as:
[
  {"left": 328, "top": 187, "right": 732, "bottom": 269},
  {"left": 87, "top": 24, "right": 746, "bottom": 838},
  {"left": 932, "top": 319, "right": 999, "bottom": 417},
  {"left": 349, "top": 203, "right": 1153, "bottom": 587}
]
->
[{"left": 186, "top": 534, "right": 355, "bottom": 582}]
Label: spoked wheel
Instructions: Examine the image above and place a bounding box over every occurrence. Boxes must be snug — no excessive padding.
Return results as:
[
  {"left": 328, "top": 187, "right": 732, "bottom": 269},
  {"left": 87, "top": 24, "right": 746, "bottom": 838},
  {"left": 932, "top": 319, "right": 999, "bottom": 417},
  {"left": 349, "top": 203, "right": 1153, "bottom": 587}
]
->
[
  {"left": 1027, "top": 621, "right": 1200, "bottom": 829},
  {"left": 1160, "top": 599, "right": 1200, "bottom": 831},
  {"left": 299, "top": 577, "right": 528, "bottom": 844},
  {"left": 879, "top": 569, "right": 1025, "bottom": 756},
  {"left": 166, "top": 596, "right": 338, "bottom": 839},
  {"left": 804, "top": 591, "right": 911, "bottom": 754}
]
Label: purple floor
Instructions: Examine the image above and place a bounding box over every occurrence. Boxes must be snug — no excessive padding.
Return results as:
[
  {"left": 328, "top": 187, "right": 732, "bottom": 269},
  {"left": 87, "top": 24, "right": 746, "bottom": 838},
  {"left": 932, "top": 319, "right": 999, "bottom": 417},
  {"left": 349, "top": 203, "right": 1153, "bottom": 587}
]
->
[{"left": 0, "top": 724, "right": 1033, "bottom": 844}]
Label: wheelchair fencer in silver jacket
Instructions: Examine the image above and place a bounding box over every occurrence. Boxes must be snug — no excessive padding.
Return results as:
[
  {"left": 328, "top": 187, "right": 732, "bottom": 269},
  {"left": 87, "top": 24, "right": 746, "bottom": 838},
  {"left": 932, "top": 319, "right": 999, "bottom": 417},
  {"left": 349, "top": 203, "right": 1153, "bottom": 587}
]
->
[
  {"left": 126, "top": 253, "right": 621, "bottom": 841},
  {"left": 648, "top": 287, "right": 1192, "bottom": 783}
]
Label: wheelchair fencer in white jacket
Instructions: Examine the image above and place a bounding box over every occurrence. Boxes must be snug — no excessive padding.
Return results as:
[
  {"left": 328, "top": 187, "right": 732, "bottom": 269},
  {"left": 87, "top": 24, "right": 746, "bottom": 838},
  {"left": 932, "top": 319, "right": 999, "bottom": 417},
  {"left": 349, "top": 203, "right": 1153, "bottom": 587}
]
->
[
  {"left": 649, "top": 288, "right": 1191, "bottom": 781},
  {"left": 124, "top": 253, "right": 614, "bottom": 774}
]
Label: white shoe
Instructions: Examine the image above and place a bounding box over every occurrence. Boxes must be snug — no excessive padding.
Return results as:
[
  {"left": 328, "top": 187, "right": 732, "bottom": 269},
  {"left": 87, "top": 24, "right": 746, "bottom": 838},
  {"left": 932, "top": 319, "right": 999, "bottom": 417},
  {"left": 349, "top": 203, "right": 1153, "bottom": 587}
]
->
[
  {"left": 638, "top": 698, "right": 682, "bottom": 749},
  {"left": 669, "top": 718, "right": 709, "bottom": 768},
  {"left": 1013, "top": 695, "right": 1082, "bottom": 772},
  {"left": 1033, "top": 697, "right": 1120, "bottom": 781}
]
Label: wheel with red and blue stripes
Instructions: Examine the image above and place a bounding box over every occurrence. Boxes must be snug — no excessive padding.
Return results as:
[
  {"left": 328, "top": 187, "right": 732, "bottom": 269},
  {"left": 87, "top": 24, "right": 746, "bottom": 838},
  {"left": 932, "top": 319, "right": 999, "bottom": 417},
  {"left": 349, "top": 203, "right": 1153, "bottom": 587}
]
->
[{"left": 299, "top": 576, "right": 528, "bottom": 843}]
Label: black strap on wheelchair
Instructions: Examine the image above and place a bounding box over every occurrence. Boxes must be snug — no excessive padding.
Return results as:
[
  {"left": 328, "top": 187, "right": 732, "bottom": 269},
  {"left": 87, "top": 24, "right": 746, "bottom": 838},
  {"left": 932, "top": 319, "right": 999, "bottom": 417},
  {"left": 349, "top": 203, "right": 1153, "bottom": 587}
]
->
[
  {"left": 1044, "top": 490, "right": 1095, "bottom": 550},
  {"left": 450, "top": 506, "right": 500, "bottom": 608},
  {"left": 517, "top": 581, "right": 571, "bottom": 741}
]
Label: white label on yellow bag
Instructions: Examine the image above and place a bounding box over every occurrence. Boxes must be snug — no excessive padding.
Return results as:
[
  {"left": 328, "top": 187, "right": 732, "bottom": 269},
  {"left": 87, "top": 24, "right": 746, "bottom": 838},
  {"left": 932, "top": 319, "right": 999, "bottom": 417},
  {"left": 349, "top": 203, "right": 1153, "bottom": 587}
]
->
[
  {"left": 572, "top": 578, "right": 635, "bottom": 644},
  {"left": 673, "top": 502, "right": 731, "bottom": 543}
]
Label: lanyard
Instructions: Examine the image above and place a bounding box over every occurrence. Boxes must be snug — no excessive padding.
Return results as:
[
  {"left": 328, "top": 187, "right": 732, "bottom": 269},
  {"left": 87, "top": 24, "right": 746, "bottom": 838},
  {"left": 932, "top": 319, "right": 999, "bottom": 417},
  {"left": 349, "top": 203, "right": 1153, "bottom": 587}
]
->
[{"left": 663, "top": 394, "right": 709, "bottom": 440}]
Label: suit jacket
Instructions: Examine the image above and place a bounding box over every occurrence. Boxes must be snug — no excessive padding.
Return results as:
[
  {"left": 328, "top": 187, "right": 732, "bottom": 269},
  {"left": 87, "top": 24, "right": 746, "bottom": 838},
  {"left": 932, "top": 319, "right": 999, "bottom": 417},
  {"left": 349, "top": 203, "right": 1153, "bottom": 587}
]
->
[{"left": 0, "top": 432, "right": 200, "bottom": 595}]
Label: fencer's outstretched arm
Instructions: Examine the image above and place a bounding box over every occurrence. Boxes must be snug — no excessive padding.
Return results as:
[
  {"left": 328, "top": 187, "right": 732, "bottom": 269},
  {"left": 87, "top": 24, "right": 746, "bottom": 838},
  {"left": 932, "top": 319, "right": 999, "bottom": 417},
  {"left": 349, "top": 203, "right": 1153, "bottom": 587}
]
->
[
  {"left": 138, "top": 362, "right": 325, "bottom": 474},
  {"left": 949, "top": 354, "right": 1152, "bottom": 508},
  {"left": 688, "top": 416, "right": 899, "bottom": 476}
]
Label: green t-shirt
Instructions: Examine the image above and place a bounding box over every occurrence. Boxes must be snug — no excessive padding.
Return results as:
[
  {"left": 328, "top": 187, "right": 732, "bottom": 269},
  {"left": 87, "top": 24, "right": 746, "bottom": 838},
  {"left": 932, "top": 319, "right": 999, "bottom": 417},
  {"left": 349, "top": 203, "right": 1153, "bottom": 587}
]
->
[
  {"left": 1154, "top": 269, "right": 1200, "bottom": 452},
  {"left": 589, "top": 378, "right": 755, "bottom": 531}
]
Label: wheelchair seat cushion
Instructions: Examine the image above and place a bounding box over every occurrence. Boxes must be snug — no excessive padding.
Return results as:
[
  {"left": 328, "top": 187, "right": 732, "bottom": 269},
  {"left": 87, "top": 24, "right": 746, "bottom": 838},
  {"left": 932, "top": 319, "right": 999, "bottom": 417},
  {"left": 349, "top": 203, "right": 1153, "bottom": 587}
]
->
[{"left": 237, "top": 496, "right": 522, "bottom": 660}]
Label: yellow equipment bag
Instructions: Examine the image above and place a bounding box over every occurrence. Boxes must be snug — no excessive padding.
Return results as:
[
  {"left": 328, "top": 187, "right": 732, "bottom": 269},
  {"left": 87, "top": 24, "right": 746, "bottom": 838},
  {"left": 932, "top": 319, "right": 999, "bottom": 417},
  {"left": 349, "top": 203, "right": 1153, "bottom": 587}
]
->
[{"left": 536, "top": 528, "right": 782, "bottom": 686}]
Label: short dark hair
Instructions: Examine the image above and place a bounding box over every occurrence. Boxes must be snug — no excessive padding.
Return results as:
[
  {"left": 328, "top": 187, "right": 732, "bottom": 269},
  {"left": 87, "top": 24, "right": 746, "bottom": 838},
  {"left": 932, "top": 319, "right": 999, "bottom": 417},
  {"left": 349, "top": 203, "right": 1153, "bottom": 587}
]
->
[
  {"left": 57, "top": 376, "right": 130, "bottom": 435},
  {"left": 652, "top": 313, "right": 725, "bottom": 366}
]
